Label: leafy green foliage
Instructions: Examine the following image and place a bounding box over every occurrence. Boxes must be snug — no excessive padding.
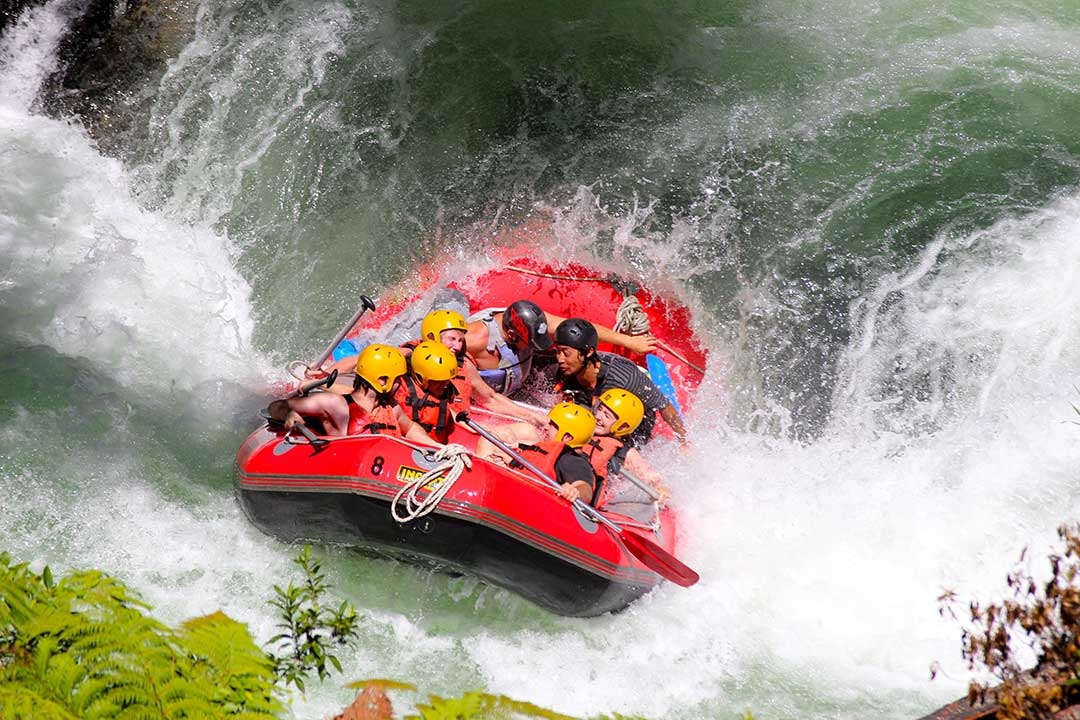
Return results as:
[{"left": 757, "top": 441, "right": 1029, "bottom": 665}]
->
[
  {"left": 2, "top": 547, "right": 659, "bottom": 720},
  {"left": 410, "top": 690, "right": 579, "bottom": 719},
  {"left": 388, "top": 685, "right": 649, "bottom": 720},
  {"left": 179, "top": 611, "right": 282, "bottom": 716},
  {"left": 939, "top": 524, "right": 1080, "bottom": 719},
  {"left": 0, "top": 551, "right": 282, "bottom": 719},
  {"left": 267, "top": 545, "right": 359, "bottom": 693}
]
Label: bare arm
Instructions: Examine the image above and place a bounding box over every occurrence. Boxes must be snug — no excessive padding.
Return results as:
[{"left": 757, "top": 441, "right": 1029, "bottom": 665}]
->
[
  {"left": 623, "top": 448, "right": 671, "bottom": 505},
  {"left": 555, "top": 453, "right": 596, "bottom": 503},
  {"left": 394, "top": 405, "right": 441, "bottom": 447},
  {"left": 475, "top": 422, "right": 539, "bottom": 463},
  {"left": 544, "top": 312, "right": 658, "bottom": 355},
  {"left": 467, "top": 364, "right": 548, "bottom": 427},
  {"left": 557, "top": 480, "right": 593, "bottom": 503},
  {"left": 303, "top": 355, "right": 357, "bottom": 394},
  {"left": 267, "top": 394, "right": 349, "bottom": 435},
  {"left": 659, "top": 402, "right": 689, "bottom": 446},
  {"left": 267, "top": 399, "right": 298, "bottom": 426}
]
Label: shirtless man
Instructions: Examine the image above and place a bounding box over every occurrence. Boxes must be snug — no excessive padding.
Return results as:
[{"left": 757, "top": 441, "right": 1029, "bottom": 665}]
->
[
  {"left": 466, "top": 299, "right": 658, "bottom": 396},
  {"left": 269, "top": 344, "right": 437, "bottom": 444}
]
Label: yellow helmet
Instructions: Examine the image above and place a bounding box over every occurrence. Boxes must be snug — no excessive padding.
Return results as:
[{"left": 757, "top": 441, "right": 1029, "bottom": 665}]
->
[
  {"left": 596, "top": 388, "right": 645, "bottom": 438},
  {"left": 420, "top": 309, "right": 468, "bottom": 343},
  {"left": 410, "top": 340, "right": 458, "bottom": 387},
  {"left": 547, "top": 402, "right": 595, "bottom": 448},
  {"left": 354, "top": 344, "right": 407, "bottom": 394}
]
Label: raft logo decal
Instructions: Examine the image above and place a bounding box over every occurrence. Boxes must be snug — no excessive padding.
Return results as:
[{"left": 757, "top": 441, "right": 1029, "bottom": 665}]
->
[{"left": 396, "top": 465, "right": 446, "bottom": 489}]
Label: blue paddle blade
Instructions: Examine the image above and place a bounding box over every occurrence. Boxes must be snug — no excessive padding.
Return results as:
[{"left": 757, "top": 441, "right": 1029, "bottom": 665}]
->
[{"left": 646, "top": 354, "right": 682, "bottom": 415}]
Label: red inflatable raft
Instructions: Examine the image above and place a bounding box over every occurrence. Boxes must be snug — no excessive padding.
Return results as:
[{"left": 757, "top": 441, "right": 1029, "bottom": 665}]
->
[{"left": 235, "top": 249, "right": 706, "bottom": 616}]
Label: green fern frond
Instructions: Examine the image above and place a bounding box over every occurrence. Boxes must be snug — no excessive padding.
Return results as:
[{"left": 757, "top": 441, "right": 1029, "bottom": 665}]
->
[
  {"left": 414, "top": 691, "right": 489, "bottom": 719},
  {"left": 72, "top": 674, "right": 135, "bottom": 712},
  {"left": 3, "top": 551, "right": 294, "bottom": 719},
  {"left": 111, "top": 705, "right": 161, "bottom": 720},
  {"left": 494, "top": 694, "right": 579, "bottom": 719},
  {"left": 0, "top": 554, "right": 39, "bottom": 628},
  {"left": 180, "top": 610, "right": 276, "bottom": 679},
  {"left": 164, "top": 696, "right": 223, "bottom": 718},
  {"left": 54, "top": 571, "right": 150, "bottom": 613},
  {"left": 174, "top": 611, "right": 282, "bottom": 717},
  {"left": 345, "top": 678, "right": 417, "bottom": 691},
  {"left": 0, "top": 682, "right": 82, "bottom": 720},
  {"left": 407, "top": 691, "right": 583, "bottom": 720},
  {"left": 95, "top": 683, "right": 157, "bottom": 709}
]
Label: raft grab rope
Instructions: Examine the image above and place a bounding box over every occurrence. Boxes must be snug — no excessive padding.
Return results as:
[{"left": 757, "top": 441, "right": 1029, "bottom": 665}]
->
[
  {"left": 391, "top": 444, "right": 473, "bottom": 522},
  {"left": 613, "top": 295, "right": 651, "bottom": 336}
]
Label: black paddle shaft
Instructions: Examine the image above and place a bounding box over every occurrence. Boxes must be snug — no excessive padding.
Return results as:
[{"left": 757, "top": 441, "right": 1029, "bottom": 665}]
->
[{"left": 311, "top": 295, "right": 377, "bottom": 370}]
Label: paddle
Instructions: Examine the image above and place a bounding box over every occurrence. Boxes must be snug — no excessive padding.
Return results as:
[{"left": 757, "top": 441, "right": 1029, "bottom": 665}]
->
[
  {"left": 456, "top": 412, "right": 699, "bottom": 587},
  {"left": 618, "top": 467, "right": 662, "bottom": 502},
  {"left": 259, "top": 372, "right": 339, "bottom": 451},
  {"left": 256, "top": 408, "right": 332, "bottom": 450},
  {"left": 311, "top": 295, "right": 376, "bottom": 371},
  {"left": 646, "top": 353, "right": 682, "bottom": 416},
  {"left": 285, "top": 369, "right": 339, "bottom": 400},
  {"left": 291, "top": 423, "right": 329, "bottom": 450},
  {"left": 655, "top": 340, "right": 706, "bottom": 375}
]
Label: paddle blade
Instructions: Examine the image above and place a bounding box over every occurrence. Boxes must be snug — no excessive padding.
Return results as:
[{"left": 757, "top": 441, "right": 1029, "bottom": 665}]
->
[
  {"left": 646, "top": 354, "right": 682, "bottom": 415},
  {"left": 620, "top": 527, "right": 699, "bottom": 587}
]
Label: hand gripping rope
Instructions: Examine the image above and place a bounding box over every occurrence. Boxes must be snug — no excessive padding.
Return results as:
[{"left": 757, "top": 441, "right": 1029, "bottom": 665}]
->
[
  {"left": 390, "top": 444, "right": 473, "bottom": 522},
  {"left": 615, "top": 289, "right": 706, "bottom": 375}
]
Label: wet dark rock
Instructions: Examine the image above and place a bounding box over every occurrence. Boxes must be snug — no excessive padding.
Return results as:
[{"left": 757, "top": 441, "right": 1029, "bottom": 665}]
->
[
  {"left": 918, "top": 700, "right": 1080, "bottom": 720},
  {"left": 917, "top": 694, "right": 996, "bottom": 720},
  {"left": 919, "top": 666, "right": 1080, "bottom": 720},
  {"left": 1, "top": 0, "right": 43, "bottom": 33},
  {"left": 29, "top": 0, "right": 198, "bottom": 157}
]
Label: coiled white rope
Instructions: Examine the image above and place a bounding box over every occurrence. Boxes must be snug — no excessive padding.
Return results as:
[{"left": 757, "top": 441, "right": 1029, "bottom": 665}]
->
[
  {"left": 614, "top": 295, "right": 652, "bottom": 335},
  {"left": 390, "top": 444, "right": 473, "bottom": 522}
]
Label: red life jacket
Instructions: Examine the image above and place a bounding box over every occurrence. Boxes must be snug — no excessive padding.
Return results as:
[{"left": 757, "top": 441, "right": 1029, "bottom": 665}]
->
[
  {"left": 394, "top": 375, "right": 457, "bottom": 443},
  {"left": 345, "top": 396, "right": 402, "bottom": 437},
  {"left": 512, "top": 440, "right": 567, "bottom": 481},
  {"left": 582, "top": 436, "right": 630, "bottom": 508}
]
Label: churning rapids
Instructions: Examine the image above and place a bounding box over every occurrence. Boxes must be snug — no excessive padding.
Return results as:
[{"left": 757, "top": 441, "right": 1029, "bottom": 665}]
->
[{"left": 3, "top": 0, "right": 1080, "bottom": 717}]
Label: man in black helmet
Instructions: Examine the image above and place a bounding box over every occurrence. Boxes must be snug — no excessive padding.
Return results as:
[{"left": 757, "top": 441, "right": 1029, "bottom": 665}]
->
[
  {"left": 466, "top": 300, "right": 656, "bottom": 397},
  {"left": 553, "top": 317, "right": 688, "bottom": 447}
]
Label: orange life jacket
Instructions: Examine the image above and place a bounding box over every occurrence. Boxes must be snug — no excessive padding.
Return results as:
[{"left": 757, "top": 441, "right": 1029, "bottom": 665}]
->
[
  {"left": 402, "top": 337, "right": 474, "bottom": 414},
  {"left": 345, "top": 396, "right": 402, "bottom": 437},
  {"left": 394, "top": 375, "right": 457, "bottom": 443},
  {"left": 582, "top": 436, "right": 630, "bottom": 508},
  {"left": 513, "top": 440, "right": 599, "bottom": 504},
  {"left": 453, "top": 354, "right": 476, "bottom": 410},
  {"left": 511, "top": 440, "right": 567, "bottom": 481}
]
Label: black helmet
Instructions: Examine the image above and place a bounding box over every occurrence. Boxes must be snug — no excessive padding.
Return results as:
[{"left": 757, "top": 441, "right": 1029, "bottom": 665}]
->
[
  {"left": 554, "top": 317, "right": 598, "bottom": 353},
  {"left": 503, "top": 300, "right": 553, "bottom": 351}
]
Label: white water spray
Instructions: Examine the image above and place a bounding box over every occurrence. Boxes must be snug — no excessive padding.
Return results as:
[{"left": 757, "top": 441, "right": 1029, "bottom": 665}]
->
[
  {"left": 5, "top": 1, "right": 1080, "bottom": 719},
  {"left": 0, "top": 2, "right": 267, "bottom": 395}
]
